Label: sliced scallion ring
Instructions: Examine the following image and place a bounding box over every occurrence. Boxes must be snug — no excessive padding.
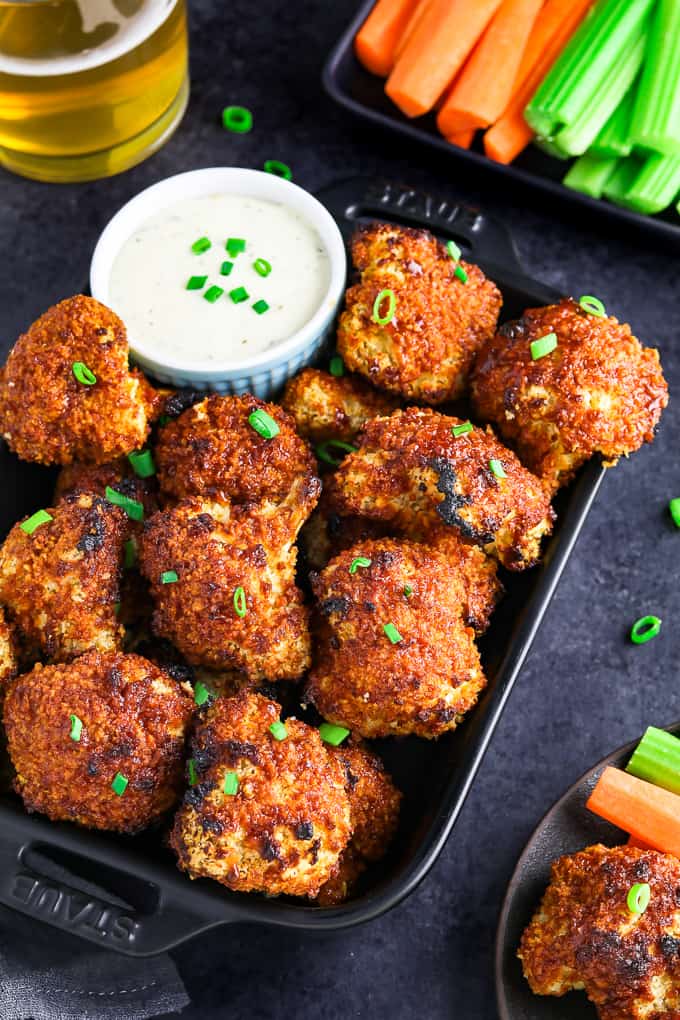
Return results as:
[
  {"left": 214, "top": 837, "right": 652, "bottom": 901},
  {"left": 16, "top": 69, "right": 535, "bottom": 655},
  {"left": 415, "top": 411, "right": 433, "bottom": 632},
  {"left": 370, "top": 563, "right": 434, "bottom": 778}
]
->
[
  {"left": 253, "top": 257, "right": 272, "bottom": 277},
  {"left": 349, "top": 556, "right": 372, "bottom": 574},
  {"left": 329, "top": 355, "right": 344, "bottom": 377},
  {"left": 161, "top": 570, "right": 178, "bottom": 584},
  {"left": 630, "top": 615, "right": 661, "bottom": 645},
  {"left": 452, "top": 421, "right": 473, "bottom": 437},
  {"left": 315, "top": 439, "right": 357, "bottom": 466},
  {"left": 222, "top": 105, "right": 252, "bottom": 134},
  {"left": 383, "top": 622, "right": 402, "bottom": 644},
  {"left": 194, "top": 681, "right": 211, "bottom": 706},
  {"left": 111, "top": 772, "right": 128, "bottom": 796},
  {"left": 20, "top": 509, "right": 53, "bottom": 535},
  {"left": 319, "top": 722, "right": 350, "bottom": 746},
  {"left": 69, "top": 714, "right": 83, "bottom": 741},
  {"left": 669, "top": 497, "right": 680, "bottom": 528},
  {"left": 627, "top": 882, "right": 651, "bottom": 914},
  {"left": 530, "top": 332, "right": 558, "bottom": 361},
  {"left": 489, "top": 459, "right": 507, "bottom": 479},
  {"left": 233, "top": 586, "right": 247, "bottom": 618},
  {"left": 579, "top": 295, "right": 606, "bottom": 317},
  {"left": 223, "top": 771, "right": 239, "bottom": 795},
  {"left": 127, "top": 449, "right": 156, "bottom": 478},
  {"left": 248, "top": 409, "right": 280, "bottom": 439},
  {"left": 191, "top": 237, "right": 211, "bottom": 254},
  {"left": 269, "top": 721, "right": 288, "bottom": 741},
  {"left": 372, "top": 288, "right": 396, "bottom": 326},
  {"left": 105, "top": 486, "right": 144, "bottom": 521},
  {"left": 72, "top": 361, "right": 97, "bottom": 386},
  {"left": 264, "top": 159, "right": 292, "bottom": 180}
]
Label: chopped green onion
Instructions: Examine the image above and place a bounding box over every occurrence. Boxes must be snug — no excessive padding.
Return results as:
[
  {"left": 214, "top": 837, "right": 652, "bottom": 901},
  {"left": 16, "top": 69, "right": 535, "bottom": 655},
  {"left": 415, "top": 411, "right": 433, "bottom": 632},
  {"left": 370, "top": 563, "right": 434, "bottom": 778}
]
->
[
  {"left": 123, "top": 539, "right": 137, "bottom": 569},
  {"left": 204, "top": 285, "right": 224, "bottom": 303},
  {"left": 111, "top": 772, "right": 128, "bottom": 796},
  {"left": 223, "top": 771, "right": 239, "bottom": 795},
  {"left": 127, "top": 449, "right": 156, "bottom": 478},
  {"left": 563, "top": 152, "right": 619, "bottom": 199},
  {"left": 114, "top": 602, "right": 121, "bottom": 616},
  {"left": 454, "top": 265, "right": 468, "bottom": 283},
  {"left": 319, "top": 723, "right": 350, "bottom": 746},
  {"left": 220, "top": 261, "right": 234, "bottom": 276},
  {"left": 626, "top": 726, "right": 680, "bottom": 795},
  {"left": 20, "top": 509, "right": 53, "bottom": 535},
  {"left": 226, "top": 238, "right": 246, "bottom": 257},
  {"left": 669, "top": 498, "right": 680, "bottom": 528},
  {"left": 222, "top": 105, "right": 252, "bottom": 134},
  {"left": 329, "top": 355, "right": 344, "bottom": 377},
  {"left": 372, "top": 288, "right": 396, "bottom": 326},
  {"left": 105, "top": 486, "right": 144, "bottom": 521},
  {"left": 315, "top": 439, "right": 357, "bottom": 466},
  {"left": 530, "top": 333, "right": 557, "bottom": 361},
  {"left": 630, "top": 615, "right": 661, "bottom": 644},
  {"left": 253, "top": 258, "right": 272, "bottom": 277},
  {"left": 579, "top": 296, "right": 606, "bottom": 317},
  {"left": 264, "top": 159, "right": 292, "bottom": 180},
  {"left": 403, "top": 584, "right": 413, "bottom": 597},
  {"left": 383, "top": 623, "right": 402, "bottom": 644},
  {"left": 452, "top": 421, "right": 473, "bottom": 438},
  {"left": 248, "top": 408, "right": 280, "bottom": 439},
  {"left": 188, "top": 759, "right": 198, "bottom": 786},
  {"left": 446, "top": 240, "right": 462, "bottom": 262},
  {"left": 72, "top": 362, "right": 96, "bottom": 386},
  {"left": 161, "top": 570, "right": 179, "bottom": 584},
  {"left": 69, "top": 714, "right": 82, "bottom": 741},
  {"left": 489, "top": 459, "right": 507, "bottom": 479},
  {"left": 194, "top": 681, "right": 211, "bottom": 706},
  {"left": 627, "top": 882, "right": 651, "bottom": 914},
  {"left": 630, "top": 0, "right": 680, "bottom": 156},
  {"left": 186, "top": 275, "right": 207, "bottom": 290},
  {"left": 233, "top": 585, "right": 247, "bottom": 618},
  {"left": 349, "top": 556, "right": 372, "bottom": 574},
  {"left": 269, "top": 721, "right": 287, "bottom": 741},
  {"left": 229, "top": 286, "right": 249, "bottom": 304},
  {"left": 191, "top": 237, "right": 211, "bottom": 254},
  {"left": 252, "top": 299, "right": 269, "bottom": 315}
]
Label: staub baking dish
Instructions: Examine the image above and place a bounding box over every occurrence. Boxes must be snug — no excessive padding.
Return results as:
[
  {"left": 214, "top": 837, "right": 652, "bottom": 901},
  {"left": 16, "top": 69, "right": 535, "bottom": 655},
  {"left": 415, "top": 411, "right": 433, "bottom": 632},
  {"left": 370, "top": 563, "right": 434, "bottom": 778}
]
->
[{"left": 0, "top": 177, "right": 605, "bottom": 956}]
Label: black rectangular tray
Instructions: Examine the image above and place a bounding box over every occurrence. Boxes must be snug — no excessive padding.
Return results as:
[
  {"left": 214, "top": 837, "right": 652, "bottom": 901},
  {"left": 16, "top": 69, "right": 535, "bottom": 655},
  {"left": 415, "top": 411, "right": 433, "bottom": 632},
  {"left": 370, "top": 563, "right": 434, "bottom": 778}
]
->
[
  {"left": 323, "top": 0, "right": 680, "bottom": 251},
  {"left": 0, "top": 176, "right": 606, "bottom": 957}
]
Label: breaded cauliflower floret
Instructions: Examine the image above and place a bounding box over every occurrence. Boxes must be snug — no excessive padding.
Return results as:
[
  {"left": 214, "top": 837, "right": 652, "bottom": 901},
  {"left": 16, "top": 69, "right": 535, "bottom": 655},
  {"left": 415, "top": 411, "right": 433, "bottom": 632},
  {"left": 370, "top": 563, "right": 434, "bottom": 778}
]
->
[
  {"left": 55, "top": 457, "right": 159, "bottom": 520},
  {"left": 326, "top": 407, "right": 554, "bottom": 570},
  {"left": 305, "top": 538, "right": 486, "bottom": 739},
  {"left": 3, "top": 651, "right": 194, "bottom": 833},
  {"left": 471, "top": 298, "right": 668, "bottom": 493},
  {"left": 281, "top": 367, "right": 399, "bottom": 444},
  {"left": 300, "top": 488, "right": 392, "bottom": 571},
  {"left": 155, "top": 394, "right": 318, "bottom": 505},
  {"left": 169, "top": 692, "right": 352, "bottom": 898},
  {"left": 337, "top": 223, "right": 502, "bottom": 403},
  {"left": 519, "top": 844, "right": 680, "bottom": 1020},
  {"left": 0, "top": 607, "right": 19, "bottom": 699},
  {"left": 0, "top": 296, "right": 162, "bottom": 465},
  {"left": 422, "top": 525, "right": 501, "bottom": 633},
  {"left": 0, "top": 493, "right": 126, "bottom": 663},
  {"left": 317, "top": 738, "right": 401, "bottom": 905}
]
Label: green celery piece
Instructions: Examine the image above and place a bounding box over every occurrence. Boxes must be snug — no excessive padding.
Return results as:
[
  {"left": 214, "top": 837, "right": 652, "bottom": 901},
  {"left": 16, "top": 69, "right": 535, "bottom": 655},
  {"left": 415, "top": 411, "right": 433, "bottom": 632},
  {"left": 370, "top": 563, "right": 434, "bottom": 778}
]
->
[
  {"left": 563, "top": 152, "right": 619, "bottom": 198},
  {"left": 603, "top": 154, "right": 645, "bottom": 205},
  {"left": 525, "top": 0, "right": 656, "bottom": 138},
  {"left": 590, "top": 80, "right": 637, "bottom": 157},
  {"left": 624, "top": 152, "right": 680, "bottom": 214},
  {"left": 533, "top": 135, "right": 571, "bottom": 160},
  {"left": 626, "top": 726, "right": 680, "bottom": 795},
  {"left": 631, "top": 0, "right": 680, "bottom": 156}
]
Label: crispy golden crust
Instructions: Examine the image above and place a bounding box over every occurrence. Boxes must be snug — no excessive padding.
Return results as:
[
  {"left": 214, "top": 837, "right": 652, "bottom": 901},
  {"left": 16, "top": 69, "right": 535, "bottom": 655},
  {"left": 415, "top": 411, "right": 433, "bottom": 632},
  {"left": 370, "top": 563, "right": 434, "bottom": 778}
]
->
[
  {"left": 305, "top": 538, "right": 486, "bottom": 739},
  {"left": 471, "top": 299, "right": 668, "bottom": 493},
  {"left": 519, "top": 844, "right": 680, "bottom": 1020},
  {"left": 317, "top": 738, "right": 401, "bottom": 905},
  {"left": 155, "top": 394, "right": 319, "bottom": 505},
  {"left": 0, "top": 607, "right": 19, "bottom": 698},
  {"left": 0, "top": 296, "right": 162, "bottom": 465},
  {"left": 55, "top": 458, "right": 159, "bottom": 520},
  {"left": 422, "top": 525, "right": 502, "bottom": 633},
  {"left": 169, "top": 692, "right": 352, "bottom": 897},
  {"left": 3, "top": 651, "right": 194, "bottom": 833},
  {"left": 326, "top": 407, "right": 554, "bottom": 570},
  {"left": 281, "top": 368, "right": 399, "bottom": 444},
  {"left": 337, "top": 224, "right": 502, "bottom": 403},
  {"left": 0, "top": 493, "right": 126, "bottom": 663},
  {"left": 300, "top": 488, "right": 393, "bottom": 571}
]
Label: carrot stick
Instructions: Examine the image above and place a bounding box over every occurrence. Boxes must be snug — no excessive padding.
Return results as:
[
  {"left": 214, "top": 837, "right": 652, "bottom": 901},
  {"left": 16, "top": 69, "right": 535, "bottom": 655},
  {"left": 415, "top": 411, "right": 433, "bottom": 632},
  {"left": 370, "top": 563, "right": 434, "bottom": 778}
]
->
[
  {"left": 445, "top": 130, "right": 476, "bottom": 149},
  {"left": 483, "top": 0, "right": 594, "bottom": 164},
  {"left": 393, "top": 0, "right": 434, "bottom": 63},
  {"left": 627, "top": 834, "right": 658, "bottom": 851},
  {"left": 437, "top": 0, "right": 543, "bottom": 136},
  {"left": 586, "top": 766, "right": 680, "bottom": 858},
  {"left": 355, "top": 0, "right": 422, "bottom": 78},
  {"left": 385, "top": 0, "right": 503, "bottom": 118}
]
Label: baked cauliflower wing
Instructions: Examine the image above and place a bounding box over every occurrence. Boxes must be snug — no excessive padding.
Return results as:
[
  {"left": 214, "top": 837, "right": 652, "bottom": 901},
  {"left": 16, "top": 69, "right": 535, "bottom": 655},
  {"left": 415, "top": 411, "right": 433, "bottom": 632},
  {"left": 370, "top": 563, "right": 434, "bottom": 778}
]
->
[{"left": 281, "top": 367, "right": 399, "bottom": 444}]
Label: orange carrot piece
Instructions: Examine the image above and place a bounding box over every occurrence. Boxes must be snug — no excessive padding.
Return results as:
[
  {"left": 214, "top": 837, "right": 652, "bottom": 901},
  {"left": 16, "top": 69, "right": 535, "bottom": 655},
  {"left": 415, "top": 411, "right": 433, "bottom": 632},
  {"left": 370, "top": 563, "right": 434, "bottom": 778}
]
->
[
  {"left": 385, "top": 0, "right": 503, "bottom": 118},
  {"left": 483, "top": 0, "right": 594, "bottom": 164},
  {"left": 445, "top": 130, "right": 476, "bottom": 149},
  {"left": 627, "top": 834, "right": 658, "bottom": 851},
  {"left": 393, "top": 0, "right": 434, "bottom": 63},
  {"left": 355, "top": 0, "right": 422, "bottom": 78},
  {"left": 437, "top": 0, "right": 543, "bottom": 136},
  {"left": 586, "top": 767, "right": 680, "bottom": 858}
]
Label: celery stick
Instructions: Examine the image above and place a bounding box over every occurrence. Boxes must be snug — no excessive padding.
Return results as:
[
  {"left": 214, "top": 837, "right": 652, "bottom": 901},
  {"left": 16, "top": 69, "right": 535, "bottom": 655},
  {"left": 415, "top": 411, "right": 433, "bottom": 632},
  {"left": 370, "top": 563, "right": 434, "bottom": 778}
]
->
[
  {"left": 590, "top": 80, "right": 637, "bottom": 157},
  {"left": 624, "top": 152, "right": 680, "bottom": 214},
  {"left": 563, "top": 152, "right": 619, "bottom": 198},
  {"left": 603, "top": 154, "right": 645, "bottom": 204},
  {"left": 627, "top": 726, "right": 680, "bottom": 795},
  {"left": 630, "top": 0, "right": 680, "bottom": 156},
  {"left": 525, "top": 0, "right": 655, "bottom": 138},
  {"left": 533, "top": 135, "right": 571, "bottom": 160}
]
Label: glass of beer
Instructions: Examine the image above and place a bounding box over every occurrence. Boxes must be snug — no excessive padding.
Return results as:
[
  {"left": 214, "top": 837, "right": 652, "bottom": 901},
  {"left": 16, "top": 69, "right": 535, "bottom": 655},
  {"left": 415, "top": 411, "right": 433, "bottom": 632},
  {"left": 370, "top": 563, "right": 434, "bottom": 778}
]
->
[{"left": 0, "top": 0, "right": 188, "bottom": 183}]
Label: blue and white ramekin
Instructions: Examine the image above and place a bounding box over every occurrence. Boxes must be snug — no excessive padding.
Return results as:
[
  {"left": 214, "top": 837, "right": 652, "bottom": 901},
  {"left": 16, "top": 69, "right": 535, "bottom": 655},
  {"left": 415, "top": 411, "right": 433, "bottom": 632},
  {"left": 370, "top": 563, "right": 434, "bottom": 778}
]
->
[{"left": 89, "top": 167, "right": 347, "bottom": 397}]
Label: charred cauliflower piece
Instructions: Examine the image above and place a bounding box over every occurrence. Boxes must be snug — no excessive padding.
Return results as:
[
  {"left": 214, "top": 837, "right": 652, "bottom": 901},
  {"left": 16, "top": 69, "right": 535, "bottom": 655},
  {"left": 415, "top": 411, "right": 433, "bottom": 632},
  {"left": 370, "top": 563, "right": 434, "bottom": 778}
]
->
[
  {"left": 471, "top": 298, "right": 668, "bottom": 493},
  {"left": 306, "top": 538, "right": 486, "bottom": 739},
  {"left": 55, "top": 457, "right": 159, "bottom": 521},
  {"left": 326, "top": 407, "right": 554, "bottom": 570},
  {"left": 281, "top": 367, "right": 399, "bottom": 444},
  {"left": 3, "top": 651, "right": 194, "bottom": 833},
  {"left": 169, "top": 691, "right": 352, "bottom": 898},
  {"left": 0, "top": 493, "right": 126, "bottom": 663},
  {"left": 519, "top": 844, "right": 680, "bottom": 1020},
  {"left": 0, "top": 608, "right": 19, "bottom": 700},
  {"left": 0, "top": 296, "right": 162, "bottom": 465},
  {"left": 337, "top": 223, "right": 502, "bottom": 403}
]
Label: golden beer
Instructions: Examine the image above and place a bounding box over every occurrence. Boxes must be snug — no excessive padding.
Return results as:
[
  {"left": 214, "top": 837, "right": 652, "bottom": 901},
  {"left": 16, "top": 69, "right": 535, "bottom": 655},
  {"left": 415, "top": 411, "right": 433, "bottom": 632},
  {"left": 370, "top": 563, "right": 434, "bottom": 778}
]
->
[{"left": 0, "top": 0, "right": 188, "bottom": 182}]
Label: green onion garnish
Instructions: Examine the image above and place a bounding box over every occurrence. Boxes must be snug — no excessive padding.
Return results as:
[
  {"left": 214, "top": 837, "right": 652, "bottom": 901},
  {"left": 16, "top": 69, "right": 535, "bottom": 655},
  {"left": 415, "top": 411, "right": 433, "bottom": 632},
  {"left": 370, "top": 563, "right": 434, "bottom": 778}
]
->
[
  {"left": 114, "top": 602, "right": 121, "bottom": 616},
  {"left": 630, "top": 615, "right": 661, "bottom": 644},
  {"left": 248, "top": 408, "right": 280, "bottom": 439},
  {"left": 69, "top": 714, "right": 82, "bottom": 741},
  {"left": 403, "top": 584, "right": 413, "bottom": 597},
  {"left": 222, "top": 105, "right": 253, "bottom": 133},
  {"left": 315, "top": 439, "right": 357, "bottom": 466},
  {"left": 161, "top": 570, "right": 178, "bottom": 584},
  {"left": 20, "top": 509, "right": 53, "bottom": 535},
  {"left": 226, "top": 238, "right": 246, "bottom": 257},
  {"left": 446, "top": 240, "right": 462, "bottom": 262},
  {"left": 194, "top": 681, "right": 211, "bottom": 706},
  {"left": 349, "top": 556, "right": 371, "bottom": 574},
  {"left": 530, "top": 333, "right": 558, "bottom": 360},
  {"left": 669, "top": 498, "right": 680, "bottom": 528},
  {"left": 319, "top": 723, "right": 350, "bottom": 746},
  {"left": 233, "top": 585, "right": 247, "bottom": 618},
  {"left": 252, "top": 299, "right": 269, "bottom": 315},
  {"left": 127, "top": 449, "right": 156, "bottom": 478},
  {"left": 329, "top": 355, "right": 344, "bottom": 377},
  {"left": 264, "top": 159, "right": 292, "bottom": 180},
  {"left": 253, "top": 258, "right": 272, "bottom": 277},
  {"left": 186, "top": 275, "right": 207, "bottom": 290},
  {"left": 229, "top": 286, "right": 249, "bottom": 304},
  {"left": 188, "top": 759, "right": 198, "bottom": 786},
  {"left": 191, "top": 237, "right": 211, "bottom": 254},
  {"left": 105, "top": 486, "right": 144, "bottom": 521},
  {"left": 627, "top": 882, "right": 651, "bottom": 914},
  {"left": 454, "top": 266, "right": 468, "bottom": 283},
  {"left": 72, "top": 362, "right": 97, "bottom": 386},
  {"left": 269, "top": 721, "right": 288, "bottom": 741},
  {"left": 223, "top": 771, "right": 239, "bottom": 795},
  {"left": 123, "top": 539, "right": 137, "bottom": 569},
  {"left": 452, "top": 421, "right": 473, "bottom": 438},
  {"left": 220, "top": 261, "right": 234, "bottom": 276},
  {"left": 579, "top": 295, "right": 606, "bottom": 317},
  {"left": 372, "top": 288, "right": 396, "bottom": 326},
  {"left": 383, "top": 623, "right": 402, "bottom": 644},
  {"left": 111, "top": 772, "right": 128, "bottom": 796},
  {"left": 489, "top": 459, "right": 507, "bottom": 479},
  {"left": 204, "top": 285, "right": 224, "bottom": 303}
]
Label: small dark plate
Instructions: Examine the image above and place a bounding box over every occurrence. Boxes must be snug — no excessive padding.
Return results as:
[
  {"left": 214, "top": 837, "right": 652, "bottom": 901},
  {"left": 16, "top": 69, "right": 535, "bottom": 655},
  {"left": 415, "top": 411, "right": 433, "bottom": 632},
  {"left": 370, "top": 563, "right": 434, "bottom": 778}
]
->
[
  {"left": 495, "top": 722, "right": 680, "bottom": 1020},
  {"left": 323, "top": 0, "right": 680, "bottom": 251}
]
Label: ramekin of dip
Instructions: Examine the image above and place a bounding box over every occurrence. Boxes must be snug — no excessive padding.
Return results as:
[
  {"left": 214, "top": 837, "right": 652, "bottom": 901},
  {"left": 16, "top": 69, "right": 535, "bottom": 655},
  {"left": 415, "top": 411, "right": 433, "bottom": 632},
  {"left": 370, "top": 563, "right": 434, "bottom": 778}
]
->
[{"left": 89, "top": 167, "right": 346, "bottom": 396}]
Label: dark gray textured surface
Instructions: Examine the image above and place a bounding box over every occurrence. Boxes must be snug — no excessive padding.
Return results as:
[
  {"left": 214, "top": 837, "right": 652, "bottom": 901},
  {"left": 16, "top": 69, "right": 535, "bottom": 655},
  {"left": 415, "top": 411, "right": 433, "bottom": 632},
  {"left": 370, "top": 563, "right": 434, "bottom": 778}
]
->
[{"left": 1, "top": 1, "right": 678, "bottom": 1017}]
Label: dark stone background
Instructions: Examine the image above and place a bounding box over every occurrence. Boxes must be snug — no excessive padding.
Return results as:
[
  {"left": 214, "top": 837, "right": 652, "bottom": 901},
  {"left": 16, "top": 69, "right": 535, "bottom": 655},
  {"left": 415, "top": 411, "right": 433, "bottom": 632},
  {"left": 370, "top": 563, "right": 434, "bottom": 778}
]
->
[{"left": 0, "top": 2, "right": 678, "bottom": 1017}]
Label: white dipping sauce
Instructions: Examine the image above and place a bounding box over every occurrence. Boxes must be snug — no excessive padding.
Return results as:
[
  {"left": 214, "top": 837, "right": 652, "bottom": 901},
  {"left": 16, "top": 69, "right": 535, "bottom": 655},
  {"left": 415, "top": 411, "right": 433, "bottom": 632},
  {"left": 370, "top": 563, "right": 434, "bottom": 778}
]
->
[{"left": 108, "top": 194, "right": 331, "bottom": 364}]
